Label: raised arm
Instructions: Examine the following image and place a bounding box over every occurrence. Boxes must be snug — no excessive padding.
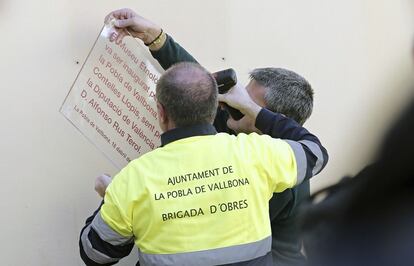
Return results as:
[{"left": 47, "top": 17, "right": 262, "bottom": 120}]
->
[
  {"left": 106, "top": 9, "right": 235, "bottom": 134},
  {"left": 219, "top": 83, "right": 329, "bottom": 185},
  {"left": 106, "top": 8, "right": 198, "bottom": 69}
]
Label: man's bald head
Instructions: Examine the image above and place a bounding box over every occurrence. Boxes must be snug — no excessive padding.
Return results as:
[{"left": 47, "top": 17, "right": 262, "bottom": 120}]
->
[{"left": 156, "top": 62, "right": 218, "bottom": 127}]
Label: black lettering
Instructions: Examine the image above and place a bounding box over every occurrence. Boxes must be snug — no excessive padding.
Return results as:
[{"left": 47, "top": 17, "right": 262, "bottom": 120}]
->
[
  {"left": 161, "top": 208, "right": 204, "bottom": 221},
  {"left": 213, "top": 199, "right": 248, "bottom": 214},
  {"left": 210, "top": 205, "right": 217, "bottom": 214}
]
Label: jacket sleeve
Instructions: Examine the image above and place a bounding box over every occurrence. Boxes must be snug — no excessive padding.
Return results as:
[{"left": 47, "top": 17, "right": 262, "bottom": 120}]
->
[
  {"left": 255, "top": 108, "right": 329, "bottom": 186},
  {"left": 79, "top": 170, "right": 136, "bottom": 265},
  {"left": 150, "top": 34, "right": 198, "bottom": 68},
  {"left": 79, "top": 203, "right": 134, "bottom": 265}
]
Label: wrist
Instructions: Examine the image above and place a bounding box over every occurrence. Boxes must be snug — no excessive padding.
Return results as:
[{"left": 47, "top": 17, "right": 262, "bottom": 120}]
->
[
  {"left": 241, "top": 101, "right": 262, "bottom": 120},
  {"left": 147, "top": 29, "right": 166, "bottom": 51},
  {"left": 144, "top": 27, "right": 162, "bottom": 44}
]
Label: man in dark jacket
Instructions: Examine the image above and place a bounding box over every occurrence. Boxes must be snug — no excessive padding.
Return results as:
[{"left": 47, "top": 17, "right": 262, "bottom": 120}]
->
[{"left": 103, "top": 8, "right": 328, "bottom": 265}]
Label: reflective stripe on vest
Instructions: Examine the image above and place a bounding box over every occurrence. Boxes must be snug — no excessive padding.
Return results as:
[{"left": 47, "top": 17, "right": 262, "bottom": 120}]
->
[{"left": 139, "top": 236, "right": 272, "bottom": 266}]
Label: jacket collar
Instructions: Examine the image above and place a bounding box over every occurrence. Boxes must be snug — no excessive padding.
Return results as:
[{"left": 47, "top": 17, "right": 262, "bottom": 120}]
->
[{"left": 161, "top": 123, "right": 217, "bottom": 146}]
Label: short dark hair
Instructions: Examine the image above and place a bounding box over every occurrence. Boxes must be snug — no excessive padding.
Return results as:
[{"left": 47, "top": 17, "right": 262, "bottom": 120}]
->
[
  {"left": 156, "top": 62, "right": 218, "bottom": 127},
  {"left": 249, "top": 68, "right": 314, "bottom": 125}
]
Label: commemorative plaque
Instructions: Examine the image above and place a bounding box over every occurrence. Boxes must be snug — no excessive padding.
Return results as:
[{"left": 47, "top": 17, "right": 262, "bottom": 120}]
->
[{"left": 61, "top": 22, "right": 164, "bottom": 169}]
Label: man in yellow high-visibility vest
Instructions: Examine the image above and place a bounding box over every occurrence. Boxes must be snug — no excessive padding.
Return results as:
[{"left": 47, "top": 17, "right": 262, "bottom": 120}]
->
[{"left": 80, "top": 61, "right": 328, "bottom": 266}]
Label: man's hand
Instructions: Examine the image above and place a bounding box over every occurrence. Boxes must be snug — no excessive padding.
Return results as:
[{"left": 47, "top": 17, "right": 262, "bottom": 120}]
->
[
  {"left": 95, "top": 174, "right": 112, "bottom": 198},
  {"left": 218, "top": 83, "right": 262, "bottom": 121},
  {"left": 226, "top": 115, "right": 262, "bottom": 134},
  {"left": 105, "top": 8, "right": 161, "bottom": 44}
]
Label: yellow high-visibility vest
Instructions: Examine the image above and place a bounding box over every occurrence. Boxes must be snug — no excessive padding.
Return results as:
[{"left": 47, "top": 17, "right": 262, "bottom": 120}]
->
[{"left": 101, "top": 132, "right": 297, "bottom": 264}]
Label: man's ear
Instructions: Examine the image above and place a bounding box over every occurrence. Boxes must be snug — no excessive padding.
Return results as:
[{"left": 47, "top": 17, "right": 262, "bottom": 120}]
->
[{"left": 157, "top": 102, "right": 167, "bottom": 124}]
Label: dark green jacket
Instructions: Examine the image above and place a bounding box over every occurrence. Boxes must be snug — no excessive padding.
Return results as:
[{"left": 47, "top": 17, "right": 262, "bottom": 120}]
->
[{"left": 151, "top": 35, "right": 310, "bottom": 266}]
